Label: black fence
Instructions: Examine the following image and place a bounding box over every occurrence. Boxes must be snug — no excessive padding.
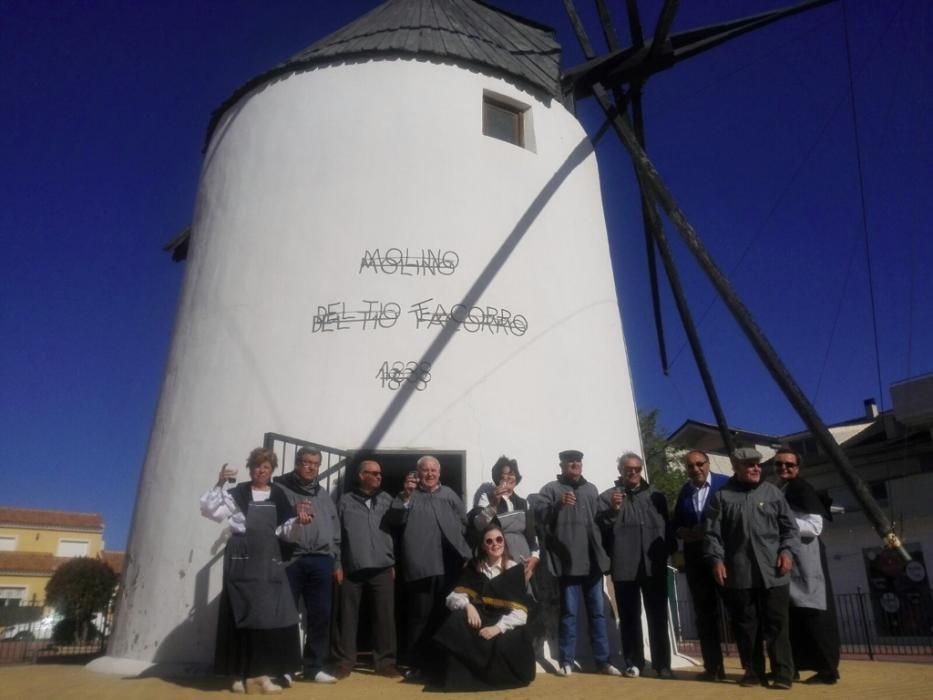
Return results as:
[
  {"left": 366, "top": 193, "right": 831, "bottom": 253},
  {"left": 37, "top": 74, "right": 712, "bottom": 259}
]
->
[
  {"left": 0, "top": 599, "right": 113, "bottom": 665},
  {"left": 672, "top": 586, "right": 933, "bottom": 660}
]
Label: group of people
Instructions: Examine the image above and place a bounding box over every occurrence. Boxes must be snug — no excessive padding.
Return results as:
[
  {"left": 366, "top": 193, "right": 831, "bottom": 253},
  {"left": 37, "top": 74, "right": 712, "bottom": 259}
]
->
[
  {"left": 678, "top": 446, "right": 840, "bottom": 689},
  {"left": 199, "top": 443, "right": 840, "bottom": 693}
]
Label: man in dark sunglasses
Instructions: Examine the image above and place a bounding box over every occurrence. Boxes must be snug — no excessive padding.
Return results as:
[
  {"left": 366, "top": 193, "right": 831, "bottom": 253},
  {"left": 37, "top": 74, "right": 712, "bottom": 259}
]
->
[
  {"left": 332, "top": 460, "right": 400, "bottom": 679},
  {"left": 672, "top": 450, "right": 729, "bottom": 681}
]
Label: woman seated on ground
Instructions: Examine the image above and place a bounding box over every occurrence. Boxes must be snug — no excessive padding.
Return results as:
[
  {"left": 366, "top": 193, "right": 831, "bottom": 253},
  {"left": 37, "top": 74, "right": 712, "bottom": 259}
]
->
[
  {"left": 200, "top": 447, "right": 305, "bottom": 694},
  {"left": 432, "top": 524, "right": 536, "bottom": 691}
]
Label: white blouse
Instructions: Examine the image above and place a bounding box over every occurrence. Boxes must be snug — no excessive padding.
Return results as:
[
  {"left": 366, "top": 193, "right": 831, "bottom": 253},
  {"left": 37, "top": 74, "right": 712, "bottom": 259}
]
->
[{"left": 199, "top": 485, "right": 300, "bottom": 539}]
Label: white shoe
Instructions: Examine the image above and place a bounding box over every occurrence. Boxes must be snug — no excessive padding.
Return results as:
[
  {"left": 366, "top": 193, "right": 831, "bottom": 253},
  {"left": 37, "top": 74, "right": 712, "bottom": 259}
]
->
[
  {"left": 557, "top": 663, "right": 573, "bottom": 677},
  {"left": 231, "top": 680, "right": 245, "bottom": 693},
  {"left": 245, "top": 676, "right": 283, "bottom": 694},
  {"left": 623, "top": 666, "right": 640, "bottom": 678},
  {"left": 312, "top": 670, "right": 337, "bottom": 684},
  {"left": 600, "top": 664, "right": 622, "bottom": 677}
]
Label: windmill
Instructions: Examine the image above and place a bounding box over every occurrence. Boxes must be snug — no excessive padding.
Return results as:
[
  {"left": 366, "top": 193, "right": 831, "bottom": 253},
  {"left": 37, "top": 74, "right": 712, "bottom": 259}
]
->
[
  {"left": 93, "top": 0, "right": 907, "bottom": 675},
  {"left": 556, "top": 0, "right": 908, "bottom": 561}
]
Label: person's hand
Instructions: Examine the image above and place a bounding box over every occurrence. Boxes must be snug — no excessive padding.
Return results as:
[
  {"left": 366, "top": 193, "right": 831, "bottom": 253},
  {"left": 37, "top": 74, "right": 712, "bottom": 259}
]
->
[
  {"left": 561, "top": 490, "right": 577, "bottom": 506},
  {"left": 490, "top": 483, "right": 510, "bottom": 507},
  {"left": 216, "top": 463, "right": 237, "bottom": 487},
  {"left": 611, "top": 489, "right": 624, "bottom": 511},
  {"left": 296, "top": 500, "right": 315, "bottom": 525},
  {"left": 334, "top": 566, "right": 344, "bottom": 585},
  {"left": 524, "top": 556, "right": 539, "bottom": 583},
  {"left": 777, "top": 552, "right": 793, "bottom": 576},
  {"left": 712, "top": 560, "right": 727, "bottom": 586},
  {"left": 465, "top": 604, "right": 481, "bottom": 629},
  {"left": 479, "top": 626, "right": 501, "bottom": 640},
  {"left": 401, "top": 474, "right": 418, "bottom": 502}
]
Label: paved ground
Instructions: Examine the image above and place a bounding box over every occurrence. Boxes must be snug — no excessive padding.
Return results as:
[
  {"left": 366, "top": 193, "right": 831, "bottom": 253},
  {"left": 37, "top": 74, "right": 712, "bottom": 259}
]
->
[{"left": 3, "top": 658, "right": 932, "bottom": 700}]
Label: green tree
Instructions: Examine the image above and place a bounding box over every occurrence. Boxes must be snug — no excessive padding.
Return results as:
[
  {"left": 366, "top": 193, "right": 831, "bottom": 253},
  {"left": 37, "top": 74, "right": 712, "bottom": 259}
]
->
[
  {"left": 639, "top": 408, "right": 686, "bottom": 507},
  {"left": 45, "top": 557, "right": 117, "bottom": 643}
]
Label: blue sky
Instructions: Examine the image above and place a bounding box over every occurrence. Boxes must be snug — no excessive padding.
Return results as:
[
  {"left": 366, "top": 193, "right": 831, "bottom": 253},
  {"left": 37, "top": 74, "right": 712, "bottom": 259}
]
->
[{"left": 2, "top": 1, "right": 930, "bottom": 550}]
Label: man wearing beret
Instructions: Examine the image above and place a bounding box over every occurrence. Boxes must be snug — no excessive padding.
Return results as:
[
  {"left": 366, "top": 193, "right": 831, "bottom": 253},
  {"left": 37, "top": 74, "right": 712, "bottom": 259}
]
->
[
  {"left": 704, "top": 447, "right": 799, "bottom": 689},
  {"left": 535, "top": 450, "right": 619, "bottom": 677}
]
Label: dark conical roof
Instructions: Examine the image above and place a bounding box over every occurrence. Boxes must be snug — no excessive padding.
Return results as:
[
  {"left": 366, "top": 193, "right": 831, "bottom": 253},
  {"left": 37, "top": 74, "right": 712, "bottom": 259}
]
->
[{"left": 207, "top": 0, "right": 561, "bottom": 146}]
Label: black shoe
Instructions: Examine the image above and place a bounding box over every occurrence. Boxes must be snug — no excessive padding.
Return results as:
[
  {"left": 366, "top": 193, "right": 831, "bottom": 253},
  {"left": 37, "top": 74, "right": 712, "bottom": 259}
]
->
[
  {"left": 739, "top": 671, "right": 761, "bottom": 687},
  {"left": 803, "top": 672, "right": 838, "bottom": 685},
  {"left": 772, "top": 678, "right": 793, "bottom": 690},
  {"left": 696, "top": 668, "right": 724, "bottom": 682},
  {"left": 404, "top": 668, "right": 425, "bottom": 683}
]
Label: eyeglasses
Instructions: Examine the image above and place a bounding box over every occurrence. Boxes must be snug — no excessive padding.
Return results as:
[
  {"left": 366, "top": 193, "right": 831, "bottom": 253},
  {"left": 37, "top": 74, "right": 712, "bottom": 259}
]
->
[
  {"left": 774, "top": 461, "right": 798, "bottom": 469},
  {"left": 484, "top": 535, "right": 504, "bottom": 545},
  {"left": 687, "top": 461, "right": 708, "bottom": 467},
  {"left": 622, "top": 467, "right": 642, "bottom": 473},
  {"left": 361, "top": 471, "right": 382, "bottom": 477}
]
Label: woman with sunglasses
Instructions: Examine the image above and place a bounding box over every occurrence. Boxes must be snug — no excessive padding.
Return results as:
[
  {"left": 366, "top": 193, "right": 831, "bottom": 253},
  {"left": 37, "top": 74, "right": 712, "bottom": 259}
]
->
[
  {"left": 774, "top": 447, "right": 840, "bottom": 685},
  {"left": 432, "top": 524, "right": 536, "bottom": 690}
]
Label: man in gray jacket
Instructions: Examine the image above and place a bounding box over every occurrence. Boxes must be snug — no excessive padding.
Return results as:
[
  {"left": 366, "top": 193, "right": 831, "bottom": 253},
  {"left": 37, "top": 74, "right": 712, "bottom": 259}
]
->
[
  {"left": 332, "top": 459, "right": 400, "bottom": 679},
  {"left": 704, "top": 447, "right": 799, "bottom": 689},
  {"left": 535, "top": 449, "right": 619, "bottom": 677},
  {"left": 274, "top": 447, "right": 342, "bottom": 684},
  {"left": 597, "top": 452, "right": 674, "bottom": 679},
  {"left": 389, "top": 455, "right": 471, "bottom": 682}
]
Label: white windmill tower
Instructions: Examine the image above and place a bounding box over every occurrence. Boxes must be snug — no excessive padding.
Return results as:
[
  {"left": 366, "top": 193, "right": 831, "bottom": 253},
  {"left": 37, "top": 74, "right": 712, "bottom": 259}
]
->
[{"left": 94, "top": 0, "right": 642, "bottom": 674}]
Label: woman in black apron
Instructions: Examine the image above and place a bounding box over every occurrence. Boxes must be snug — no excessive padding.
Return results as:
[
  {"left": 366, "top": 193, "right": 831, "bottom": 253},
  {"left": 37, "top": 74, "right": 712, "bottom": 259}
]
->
[{"left": 200, "top": 447, "right": 302, "bottom": 694}]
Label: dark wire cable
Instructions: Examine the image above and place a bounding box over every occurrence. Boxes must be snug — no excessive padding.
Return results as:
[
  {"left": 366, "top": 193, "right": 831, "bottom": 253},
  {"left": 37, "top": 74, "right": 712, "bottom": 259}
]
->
[
  {"left": 666, "top": 0, "right": 906, "bottom": 369},
  {"left": 842, "top": 0, "right": 885, "bottom": 410}
]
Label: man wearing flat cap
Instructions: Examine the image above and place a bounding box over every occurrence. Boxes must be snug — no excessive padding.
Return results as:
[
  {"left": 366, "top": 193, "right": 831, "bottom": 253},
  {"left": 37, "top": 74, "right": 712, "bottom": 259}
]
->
[
  {"left": 535, "top": 450, "right": 619, "bottom": 677},
  {"left": 704, "top": 447, "right": 799, "bottom": 689}
]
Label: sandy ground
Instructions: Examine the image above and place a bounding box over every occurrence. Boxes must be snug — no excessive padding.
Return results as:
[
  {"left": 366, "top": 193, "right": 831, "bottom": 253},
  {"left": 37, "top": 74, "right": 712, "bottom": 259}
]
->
[{"left": 3, "top": 658, "right": 933, "bottom": 700}]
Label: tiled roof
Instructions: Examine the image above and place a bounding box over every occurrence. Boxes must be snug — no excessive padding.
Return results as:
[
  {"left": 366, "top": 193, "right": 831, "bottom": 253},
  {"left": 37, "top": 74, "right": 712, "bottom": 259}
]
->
[
  {"left": 100, "top": 550, "right": 125, "bottom": 575},
  {"left": 207, "top": 0, "right": 561, "bottom": 146},
  {"left": 0, "top": 551, "right": 63, "bottom": 575},
  {"left": 0, "top": 507, "right": 103, "bottom": 531}
]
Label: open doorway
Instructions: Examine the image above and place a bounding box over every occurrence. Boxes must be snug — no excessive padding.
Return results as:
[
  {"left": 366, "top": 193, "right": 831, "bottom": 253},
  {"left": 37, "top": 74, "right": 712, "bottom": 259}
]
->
[{"left": 343, "top": 450, "right": 466, "bottom": 500}]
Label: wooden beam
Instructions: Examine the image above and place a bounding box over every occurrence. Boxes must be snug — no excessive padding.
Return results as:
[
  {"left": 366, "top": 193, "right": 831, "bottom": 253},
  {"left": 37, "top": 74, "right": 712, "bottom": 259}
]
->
[
  {"left": 649, "top": 0, "right": 680, "bottom": 60},
  {"left": 561, "top": 0, "right": 907, "bottom": 560}
]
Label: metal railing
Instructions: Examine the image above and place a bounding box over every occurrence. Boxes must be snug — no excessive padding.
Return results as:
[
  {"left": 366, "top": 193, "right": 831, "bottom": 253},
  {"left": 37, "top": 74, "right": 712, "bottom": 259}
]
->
[
  {"left": 0, "top": 599, "right": 113, "bottom": 665},
  {"left": 263, "top": 432, "right": 350, "bottom": 496},
  {"left": 672, "top": 587, "right": 933, "bottom": 660}
]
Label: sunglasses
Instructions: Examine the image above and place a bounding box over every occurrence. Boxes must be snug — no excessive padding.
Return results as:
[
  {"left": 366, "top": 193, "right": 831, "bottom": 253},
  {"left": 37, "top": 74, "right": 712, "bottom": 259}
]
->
[
  {"left": 361, "top": 471, "right": 382, "bottom": 476},
  {"left": 774, "top": 461, "right": 798, "bottom": 469},
  {"left": 687, "top": 461, "right": 708, "bottom": 467},
  {"left": 484, "top": 535, "right": 504, "bottom": 545}
]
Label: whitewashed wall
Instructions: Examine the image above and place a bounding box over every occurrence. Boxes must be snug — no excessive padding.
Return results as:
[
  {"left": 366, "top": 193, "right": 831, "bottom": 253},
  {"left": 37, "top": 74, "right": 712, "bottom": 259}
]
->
[{"left": 98, "top": 57, "right": 641, "bottom": 671}]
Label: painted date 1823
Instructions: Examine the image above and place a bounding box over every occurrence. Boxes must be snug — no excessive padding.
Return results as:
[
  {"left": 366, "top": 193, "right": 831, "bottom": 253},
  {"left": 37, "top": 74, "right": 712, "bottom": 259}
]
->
[{"left": 376, "top": 361, "right": 432, "bottom": 390}]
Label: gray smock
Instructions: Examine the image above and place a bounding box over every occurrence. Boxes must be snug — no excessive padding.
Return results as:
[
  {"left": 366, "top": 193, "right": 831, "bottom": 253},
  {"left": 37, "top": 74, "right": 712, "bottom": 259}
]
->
[{"left": 224, "top": 503, "right": 299, "bottom": 629}]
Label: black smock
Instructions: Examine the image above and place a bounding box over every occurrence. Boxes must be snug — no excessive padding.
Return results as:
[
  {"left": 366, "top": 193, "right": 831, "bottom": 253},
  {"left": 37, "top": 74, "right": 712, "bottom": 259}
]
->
[{"left": 432, "top": 564, "right": 535, "bottom": 691}]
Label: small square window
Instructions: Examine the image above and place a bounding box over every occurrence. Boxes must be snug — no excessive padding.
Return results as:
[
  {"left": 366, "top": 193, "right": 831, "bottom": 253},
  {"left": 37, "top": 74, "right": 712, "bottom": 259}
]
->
[{"left": 483, "top": 97, "right": 524, "bottom": 147}]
